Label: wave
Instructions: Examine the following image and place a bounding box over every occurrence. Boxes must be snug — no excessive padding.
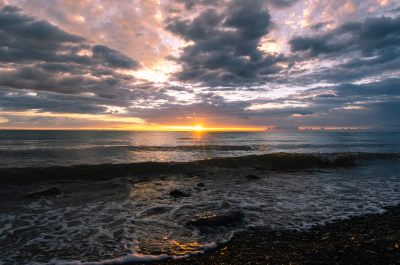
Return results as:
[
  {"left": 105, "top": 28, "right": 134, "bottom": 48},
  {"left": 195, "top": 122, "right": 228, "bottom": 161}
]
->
[
  {"left": 269, "top": 143, "right": 392, "bottom": 149},
  {"left": 1, "top": 152, "right": 399, "bottom": 185},
  {"left": 0, "top": 144, "right": 269, "bottom": 153},
  {"left": 1, "top": 142, "right": 392, "bottom": 152}
]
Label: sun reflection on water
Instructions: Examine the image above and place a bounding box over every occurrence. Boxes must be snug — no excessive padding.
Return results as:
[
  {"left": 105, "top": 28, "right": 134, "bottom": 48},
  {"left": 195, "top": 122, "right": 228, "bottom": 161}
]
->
[{"left": 168, "top": 240, "right": 204, "bottom": 256}]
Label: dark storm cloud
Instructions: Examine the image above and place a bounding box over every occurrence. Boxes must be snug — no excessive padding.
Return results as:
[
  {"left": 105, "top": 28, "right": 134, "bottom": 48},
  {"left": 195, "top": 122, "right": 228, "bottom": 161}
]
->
[
  {"left": 0, "top": 78, "right": 175, "bottom": 114},
  {"left": 0, "top": 5, "right": 139, "bottom": 98},
  {"left": 173, "top": 0, "right": 219, "bottom": 10},
  {"left": 296, "top": 100, "right": 400, "bottom": 130},
  {"left": 0, "top": 5, "right": 82, "bottom": 43},
  {"left": 0, "top": 89, "right": 108, "bottom": 114},
  {"left": 0, "top": 66, "right": 128, "bottom": 95},
  {"left": 166, "top": 0, "right": 283, "bottom": 84},
  {"left": 92, "top": 45, "right": 139, "bottom": 69},
  {"left": 309, "top": 21, "right": 334, "bottom": 31},
  {"left": 268, "top": 0, "right": 299, "bottom": 8},
  {"left": 287, "top": 78, "right": 400, "bottom": 126},
  {"left": 290, "top": 15, "right": 400, "bottom": 57},
  {"left": 172, "top": 0, "right": 299, "bottom": 10},
  {"left": 0, "top": 5, "right": 138, "bottom": 67},
  {"left": 288, "top": 14, "right": 400, "bottom": 84},
  {"left": 334, "top": 78, "right": 400, "bottom": 97},
  {"left": 0, "top": 5, "right": 84, "bottom": 64}
]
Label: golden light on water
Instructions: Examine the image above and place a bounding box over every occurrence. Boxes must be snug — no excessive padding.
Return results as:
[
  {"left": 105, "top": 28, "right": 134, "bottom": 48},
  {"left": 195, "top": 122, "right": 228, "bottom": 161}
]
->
[
  {"left": 168, "top": 240, "right": 203, "bottom": 256},
  {"left": 154, "top": 124, "right": 266, "bottom": 132}
]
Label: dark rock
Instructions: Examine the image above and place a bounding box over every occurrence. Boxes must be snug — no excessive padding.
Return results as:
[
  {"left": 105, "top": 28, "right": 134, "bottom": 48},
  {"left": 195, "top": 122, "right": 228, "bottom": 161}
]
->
[
  {"left": 246, "top": 174, "right": 260, "bottom": 180},
  {"left": 186, "top": 211, "right": 244, "bottom": 228},
  {"left": 169, "top": 189, "right": 190, "bottom": 198},
  {"left": 23, "top": 187, "right": 62, "bottom": 198},
  {"left": 196, "top": 182, "right": 205, "bottom": 187},
  {"left": 141, "top": 206, "right": 170, "bottom": 217}
]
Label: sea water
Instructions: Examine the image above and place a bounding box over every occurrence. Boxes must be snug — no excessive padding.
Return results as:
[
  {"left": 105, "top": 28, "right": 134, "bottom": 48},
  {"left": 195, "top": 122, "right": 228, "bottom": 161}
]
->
[
  {"left": 0, "top": 130, "right": 399, "bottom": 167},
  {"left": 0, "top": 131, "right": 400, "bottom": 264}
]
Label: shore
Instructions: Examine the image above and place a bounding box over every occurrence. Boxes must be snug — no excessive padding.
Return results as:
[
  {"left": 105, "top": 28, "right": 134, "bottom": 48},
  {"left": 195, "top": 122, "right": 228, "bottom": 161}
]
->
[
  {"left": 146, "top": 206, "right": 400, "bottom": 265},
  {"left": 1, "top": 153, "right": 400, "bottom": 264}
]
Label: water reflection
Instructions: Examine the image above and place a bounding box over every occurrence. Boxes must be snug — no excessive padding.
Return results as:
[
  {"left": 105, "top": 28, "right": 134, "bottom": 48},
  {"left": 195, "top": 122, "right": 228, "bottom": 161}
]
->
[
  {"left": 168, "top": 240, "right": 203, "bottom": 256},
  {"left": 1, "top": 131, "right": 400, "bottom": 167}
]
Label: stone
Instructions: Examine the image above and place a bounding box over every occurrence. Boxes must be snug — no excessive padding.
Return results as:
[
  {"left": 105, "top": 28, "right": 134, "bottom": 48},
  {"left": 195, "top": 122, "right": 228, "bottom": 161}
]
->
[
  {"left": 169, "top": 189, "right": 190, "bottom": 198},
  {"left": 246, "top": 174, "right": 260, "bottom": 180}
]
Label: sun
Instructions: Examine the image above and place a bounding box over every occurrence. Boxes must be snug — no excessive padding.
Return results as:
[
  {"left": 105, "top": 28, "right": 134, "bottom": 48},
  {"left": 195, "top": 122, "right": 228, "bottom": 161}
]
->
[{"left": 194, "top": 124, "right": 204, "bottom": 131}]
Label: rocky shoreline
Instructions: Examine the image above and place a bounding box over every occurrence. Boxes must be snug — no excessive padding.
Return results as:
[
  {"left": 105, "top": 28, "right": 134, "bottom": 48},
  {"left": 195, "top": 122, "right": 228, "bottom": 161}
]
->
[{"left": 148, "top": 206, "right": 400, "bottom": 265}]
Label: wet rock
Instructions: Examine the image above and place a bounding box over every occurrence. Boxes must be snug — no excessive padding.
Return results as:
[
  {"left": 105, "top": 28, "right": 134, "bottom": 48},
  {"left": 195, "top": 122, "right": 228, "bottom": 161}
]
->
[
  {"left": 23, "top": 187, "right": 62, "bottom": 198},
  {"left": 141, "top": 206, "right": 171, "bottom": 217},
  {"left": 186, "top": 211, "right": 245, "bottom": 228},
  {"left": 169, "top": 189, "right": 190, "bottom": 198},
  {"left": 196, "top": 182, "right": 205, "bottom": 187},
  {"left": 246, "top": 174, "right": 260, "bottom": 180}
]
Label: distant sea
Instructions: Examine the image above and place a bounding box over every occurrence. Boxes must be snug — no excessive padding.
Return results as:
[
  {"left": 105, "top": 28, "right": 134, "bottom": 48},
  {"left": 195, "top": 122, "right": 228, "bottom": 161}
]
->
[{"left": 0, "top": 130, "right": 400, "bottom": 168}]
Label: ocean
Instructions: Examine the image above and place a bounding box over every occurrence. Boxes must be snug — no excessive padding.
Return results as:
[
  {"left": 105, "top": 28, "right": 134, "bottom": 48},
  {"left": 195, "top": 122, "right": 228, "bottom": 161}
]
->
[
  {"left": 1, "top": 131, "right": 400, "bottom": 264},
  {"left": 0, "top": 130, "right": 399, "bottom": 167}
]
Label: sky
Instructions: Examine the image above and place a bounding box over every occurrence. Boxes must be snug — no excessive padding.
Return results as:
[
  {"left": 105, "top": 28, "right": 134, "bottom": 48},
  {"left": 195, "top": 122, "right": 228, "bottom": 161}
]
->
[{"left": 0, "top": 0, "right": 399, "bottom": 131}]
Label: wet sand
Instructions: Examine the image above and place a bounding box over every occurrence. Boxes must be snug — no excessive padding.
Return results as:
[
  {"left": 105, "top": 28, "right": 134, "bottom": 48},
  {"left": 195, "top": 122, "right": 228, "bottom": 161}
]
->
[{"left": 149, "top": 206, "right": 400, "bottom": 265}]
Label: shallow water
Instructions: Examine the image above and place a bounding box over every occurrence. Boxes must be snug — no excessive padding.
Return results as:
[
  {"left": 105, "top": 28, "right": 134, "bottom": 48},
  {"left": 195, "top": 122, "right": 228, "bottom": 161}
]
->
[
  {"left": 0, "top": 130, "right": 400, "bottom": 167},
  {"left": 1, "top": 158, "right": 400, "bottom": 264}
]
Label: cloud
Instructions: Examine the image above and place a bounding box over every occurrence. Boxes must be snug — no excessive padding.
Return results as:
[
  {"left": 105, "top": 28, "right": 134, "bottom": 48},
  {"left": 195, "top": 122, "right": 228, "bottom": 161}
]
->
[
  {"left": 0, "top": 5, "right": 138, "bottom": 67},
  {"left": 0, "top": 88, "right": 108, "bottom": 114},
  {"left": 4, "top": 0, "right": 171, "bottom": 68},
  {"left": 172, "top": 0, "right": 220, "bottom": 10},
  {"left": 290, "top": 15, "right": 400, "bottom": 57},
  {"left": 170, "top": 0, "right": 299, "bottom": 10},
  {"left": 0, "top": 6, "right": 83, "bottom": 63},
  {"left": 1, "top": 0, "right": 399, "bottom": 130},
  {"left": 0, "top": 5, "right": 176, "bottom": 118},
  {"left": 0, "top": 5, "right": 82, "bottom": 44},
  {"left": 268, "top": 0, "right": 299, "bottom": 8},
  {"left": 166, "top": 0, "right": 283, "bottom": 84},
  {"left": 288, "top": 14, "right": 400, "bottom": 84},
  {"left": 92, "top": 45, "right": 139, "bottom": 69},
  {"left": 0, "top": 5, "right": 140, "bottom": 99}
]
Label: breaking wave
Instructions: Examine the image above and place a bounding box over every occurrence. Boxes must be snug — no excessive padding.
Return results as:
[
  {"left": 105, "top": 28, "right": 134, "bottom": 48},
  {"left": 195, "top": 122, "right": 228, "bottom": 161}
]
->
[{"left": 1, "top": 152, "right": 399, "bottom": 184}]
